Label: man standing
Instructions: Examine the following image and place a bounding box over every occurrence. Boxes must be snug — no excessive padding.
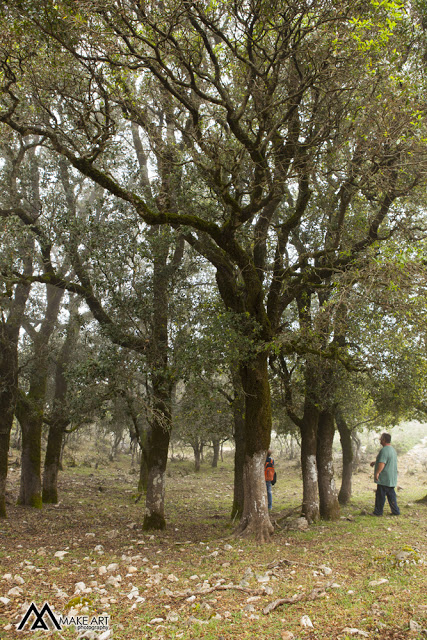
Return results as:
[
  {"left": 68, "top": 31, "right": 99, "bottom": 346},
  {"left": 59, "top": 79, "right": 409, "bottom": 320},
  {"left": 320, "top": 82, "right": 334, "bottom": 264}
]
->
[{"left": 370, "top": 433, "right": 400, "bottom": 516}]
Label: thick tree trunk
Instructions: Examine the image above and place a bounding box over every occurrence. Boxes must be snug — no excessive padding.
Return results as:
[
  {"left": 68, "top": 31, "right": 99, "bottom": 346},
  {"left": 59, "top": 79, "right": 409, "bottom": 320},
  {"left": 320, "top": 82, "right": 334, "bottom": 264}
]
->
[
  {"left": 143, "top": 403, "right": 170, "bottom": 530},
  {"left": 231, "top": 368, "right": 245, "bottom": 520},
  {"left": 0, "top": 349, "right": 18, "bottom": 517},
  {"left": 336, "top": 408, "right": 353, "bottom": 505},
  {"left": 316, "top": 409, "right": 340, "bottom": 520},
  {"left": 16, "top": 403, "right": 43, "bottom": 508},
  {"left": 42, "top": 419, "right": 68, "bottom": 504},
  {"left": 299, "top": 399, "right": 320, "bottom": 523},
  {"left": 143, "top": 228, "right": 173, "bottom": 530},
  {"left": 17, "top": 285, "right": 63, "bottom": 507},
  {"left": 138, "top": 427, "right": 150, "bottom": 493},
  {"left": 235, "top": 352, "right": 274, "bottom": 542},
  {"left": 0, "top": 281, "right": 31, "bottom": 517}
]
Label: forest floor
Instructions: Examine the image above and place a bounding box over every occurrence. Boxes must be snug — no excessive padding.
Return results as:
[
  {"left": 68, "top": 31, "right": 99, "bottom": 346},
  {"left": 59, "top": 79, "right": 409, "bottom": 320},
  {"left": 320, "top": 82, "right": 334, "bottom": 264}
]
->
[{"left": 0, "top": 444, "right": 427, "bottom": 640}]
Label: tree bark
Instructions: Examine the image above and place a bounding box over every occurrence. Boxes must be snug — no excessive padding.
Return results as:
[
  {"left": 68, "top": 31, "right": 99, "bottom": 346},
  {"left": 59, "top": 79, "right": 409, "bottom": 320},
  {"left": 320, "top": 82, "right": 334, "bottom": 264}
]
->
[
  {"left": 336, "top": 408, "right": 354, "bottom": 505},
  {"left": 17, "top": 285, "right": 63, "bottom": 507},
  {"left": 143, "top": 227, "right": 172, "bottom": 530},
  {"left": 0, "top": 281, "right": 31, "bottom": 517},
  {"left": 137, "top": 426, "right": 150, "bottom": 494},
  {"left": 16, "top": 398, "right": 43, "bottom": 508},
  {"left": 235, "top": 352, "right": 274, "bottom": 542},
  {"left": 42, "top": 301, "right": 78, "bottom": 503},
  {"left": 192, "top": 439, "right": 202, "bottom": 472},
  {"left": 211, "top": 438, "right": 220, "bottom": 468},
  {"left": 231, "top": 366, "right": 245, "bottom": 520},
  {"left": 316, "top": 408, "right": 340, "bottom": 520},
  {"left": 299, "top": 398, "right": 320, "bottom": 523}
]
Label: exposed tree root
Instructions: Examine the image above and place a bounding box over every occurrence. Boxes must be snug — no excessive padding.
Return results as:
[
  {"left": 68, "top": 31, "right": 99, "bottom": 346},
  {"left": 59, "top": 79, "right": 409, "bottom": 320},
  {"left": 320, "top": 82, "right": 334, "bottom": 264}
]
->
[
  {"left": 171, "top": 583, "right": 267, "bottom": 601},
  {"left": 263, "top": 582, "right": 333, "bottom": 615},
  {"left": 235, "top": 516, "right": 274, "bottom": 544}
]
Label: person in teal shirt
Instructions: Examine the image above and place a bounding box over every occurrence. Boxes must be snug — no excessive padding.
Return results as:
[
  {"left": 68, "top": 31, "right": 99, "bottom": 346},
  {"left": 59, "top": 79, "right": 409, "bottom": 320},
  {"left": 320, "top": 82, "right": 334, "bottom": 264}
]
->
[{"left": 370, "top": 433, "right": 400, "bottom": 516}]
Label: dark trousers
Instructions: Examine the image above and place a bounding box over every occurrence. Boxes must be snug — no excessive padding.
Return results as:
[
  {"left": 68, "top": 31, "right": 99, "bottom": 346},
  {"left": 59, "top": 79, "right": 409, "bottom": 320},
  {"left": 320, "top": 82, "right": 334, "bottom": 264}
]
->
[{"left": 374, "top": 485, "right": 400, "bottom": 515}]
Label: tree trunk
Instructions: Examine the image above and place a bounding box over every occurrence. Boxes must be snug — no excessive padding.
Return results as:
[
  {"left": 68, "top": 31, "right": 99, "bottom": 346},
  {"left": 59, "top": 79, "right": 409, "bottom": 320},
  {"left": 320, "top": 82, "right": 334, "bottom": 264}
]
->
[
  {"left": 0, "top": 345, "right": 19, "bottom": 517},
  {"left": 138, "top": 427, "right": 150, "bottom": 493},
  {"left": 336, "top": 408, "right": 354, "bottom": 505},
  {"left": 17, "top": 285, "right": 63, "bottom": 507},
  {"left": 317, "top": 409, "right": 340, "bottom": 520},
  {"left": 0, "top": 281, "right": 31, "bottom": 517},
  {"left": 192, "top": 440, "right": 202, "bottom": 472},
  {"left": 235, "top": 352, "right": 274, "bottom": 542},
  {"left": 211, "top": 438, "right": 220, "bottom": 468},
  {"left": 42, "top": 419, "right": 68, "bottom": 504},
  {"left": 231, "top": 367, "right": 245, "bottom": 520},
  {"left": 16, "top": 401, "right": 43, "bottom": 508},
  {"left": 299, "top": 399, "right": 320, "bottom": 523},
  {"left": 143, "top": 408, "right": 170, "bottom": 530},
  {"left": 143, "top": 227, "right": 173, "bottom": 530},
  {"left": 43, "top": 299, "right": 78, "bottom": 503}
]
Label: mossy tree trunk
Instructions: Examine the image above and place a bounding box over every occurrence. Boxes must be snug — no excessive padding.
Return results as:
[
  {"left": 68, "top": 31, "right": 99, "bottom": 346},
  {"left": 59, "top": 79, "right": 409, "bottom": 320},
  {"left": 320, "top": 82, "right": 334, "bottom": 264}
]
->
[
  {"left": 299, "top": 398, "right": 320, "bottom": 523},
  {"left": 0, "top": 278, "right": 32, "bottom": 517},
  {"left": 16, "top": 284, "right": 63, "bottom": 508},
  {"left": 143, "top": 227, "right": 173, "bottom": 531},
  {"left": 231, "top": 367, "right": 245, "bottom": 520},
  {"left": 336, "top": 408, "right": 354, "bottom": 505},
  {"left": 317, "top": 408, "right": 340, "bottom": 520},
  {"left": 235, "top": 351, "right": 274, "bottom": 543},
  {"left": 42, "top": 299, "right": 79, "bottom": 503}
]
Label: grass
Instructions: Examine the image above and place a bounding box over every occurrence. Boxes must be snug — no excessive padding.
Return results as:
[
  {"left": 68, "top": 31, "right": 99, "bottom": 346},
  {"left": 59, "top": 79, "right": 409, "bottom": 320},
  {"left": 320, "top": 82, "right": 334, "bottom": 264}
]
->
[{"left": 0, "top": 445, "right": 426, "bottom": 640}]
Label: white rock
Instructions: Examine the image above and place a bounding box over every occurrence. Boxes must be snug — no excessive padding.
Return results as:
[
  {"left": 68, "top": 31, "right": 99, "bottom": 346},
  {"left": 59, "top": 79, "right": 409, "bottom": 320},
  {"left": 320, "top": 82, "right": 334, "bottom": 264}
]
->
[
  {"left": 368, "top": 578, "right": 389, "bottom": 587},
  {"left": 409, "top": 620, "right": 422, "bottom": 632},
  {"left": 189, "top": 574, "right": 199, "bottom": 580},
  {"left": 224, "top": 544, "right": 233, "bottom": 551},
  {"left": 95, "top": 545, "right": 104, "bottom": 553},
  {"left": 7, "top": 587, "right": 23, "bottom": 596},
  {"left": 13, "top": 575, "right": 25, "bottom": 584},
  {"left": 186, "top": 595, "right": 196, "bottom": 603},
  {"left": 256, "top": 574, "right": 270, "bottom": 583},
  {"left": 167, "top": 574, "right": 179, "bottom": 582},
  {"left": 342, "top": 628, "right": 369, "bottom": 637},
  {"left": 74, "top": 582, "right": 86, "bottom": 593},
  {"left": 54, "top": 551, "right": 68, "bottom": 558},
  {"left": 105, "top": 575, "right": 122, "bottom": 588},
  {"left": 149, "top": 617, "right": 165, "bottom": 624},
  {"left": 301, "top": 615, "right": 314, "bottom": 628},
  {"left": 98, "top": 631, "right": 112, "bottom": 640},
  {"left": 107, "top": 563, "right": 119, "bottom": 572},
  {"left": 166, "top": 612, "right": 179, "bottom": 622},
  {"left": 3, "top": 624, "right": 13, "bottom": 631},
  {"left": 0, "top": 597, "right": 11, "bottom": 605},
  {"left": 244, "top": 604, "right": 255, "bottom": 612},
  {"left": 2, "top": 574, "right": 12, "bottom": 581},
  {"left": 320, "top": 565, "right": 332, "bottom": 576},
  {"left": 127, "top": 566, "right": 138, "bottom": 574},
  {"left": 85, "top": 532, "right": 96, "bottom": 538},
  {"left": 98, "top": 566, "right": 107, "bottom": 575}
]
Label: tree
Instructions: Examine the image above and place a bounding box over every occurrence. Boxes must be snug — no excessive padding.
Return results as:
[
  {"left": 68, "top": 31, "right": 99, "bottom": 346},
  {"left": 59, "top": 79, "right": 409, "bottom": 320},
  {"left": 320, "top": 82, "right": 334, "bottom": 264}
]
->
[{"left": 1, "top": 0, "right": 427, "bottom": 539}]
